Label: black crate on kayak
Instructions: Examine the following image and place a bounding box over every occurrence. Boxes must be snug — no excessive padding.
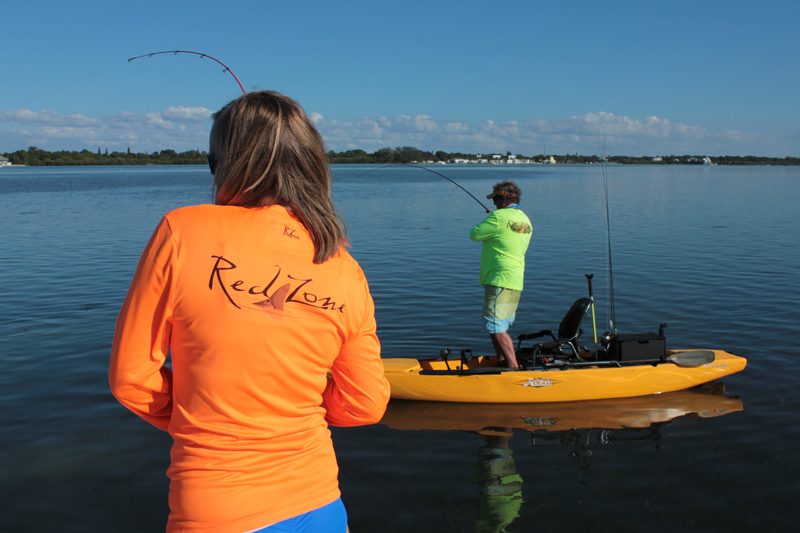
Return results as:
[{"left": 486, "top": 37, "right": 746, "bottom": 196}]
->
[{"left": 609, "top": 333, "right": 665, "bottom": 362}]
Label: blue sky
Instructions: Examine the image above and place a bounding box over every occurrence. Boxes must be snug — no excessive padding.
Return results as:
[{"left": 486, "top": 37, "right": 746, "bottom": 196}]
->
[{"left": 1, "top": 0, "right": 798, "bottom": 157}]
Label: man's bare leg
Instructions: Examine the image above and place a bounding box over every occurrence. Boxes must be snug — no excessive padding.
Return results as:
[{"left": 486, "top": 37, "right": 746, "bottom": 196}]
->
[{"left": 489, "top": 332, "right": 518, "bottom": 368}]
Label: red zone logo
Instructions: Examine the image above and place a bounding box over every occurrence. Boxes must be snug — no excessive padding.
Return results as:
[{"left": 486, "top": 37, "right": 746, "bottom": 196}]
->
[{"left": 209, "top": 255, "right": 345, "bottom": 313}]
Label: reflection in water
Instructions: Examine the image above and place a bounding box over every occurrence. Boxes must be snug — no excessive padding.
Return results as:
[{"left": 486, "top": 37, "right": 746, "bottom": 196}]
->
[
  {"left": 471, "top": 433, "right": 523, "bottom": 533},
  {"left": 379, "top": 383, "right": 743, "bottom": 434},
  {"left": 529, "top": 425, "right": 664, "bottom": 482},
  {"left": 379, "top": 384, "right": 743, "bottom": 531}
]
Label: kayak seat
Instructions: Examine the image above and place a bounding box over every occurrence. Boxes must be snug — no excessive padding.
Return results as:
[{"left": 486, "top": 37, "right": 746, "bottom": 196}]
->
[{"left": 516, "top": 298, "right": 592, "bottom": 366}]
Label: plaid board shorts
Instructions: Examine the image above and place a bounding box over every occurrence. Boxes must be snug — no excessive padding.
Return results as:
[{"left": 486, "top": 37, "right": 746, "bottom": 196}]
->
[{"left": 481, "top": 285, "right": 521, "bottom": 334}]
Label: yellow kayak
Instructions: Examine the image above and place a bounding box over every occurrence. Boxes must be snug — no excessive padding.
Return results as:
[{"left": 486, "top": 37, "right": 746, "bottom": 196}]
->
[{"left": 383, "top": 349, "right": 747, "bottom": 403}]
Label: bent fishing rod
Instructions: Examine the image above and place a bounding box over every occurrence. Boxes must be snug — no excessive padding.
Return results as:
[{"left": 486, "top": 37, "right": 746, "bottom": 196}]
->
[
  {"left": 360, "top": 164, "right": 492, "bottom": 213},
  {"left": 128, "top": 54, "right": 491, "bottom": 213},
  {"left": 128, "top": 50, "right": 246, "bottom": 94}
]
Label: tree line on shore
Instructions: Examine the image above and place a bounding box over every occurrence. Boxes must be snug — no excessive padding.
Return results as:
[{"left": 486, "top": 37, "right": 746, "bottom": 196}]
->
[
  {"left": 1, "top": 147, "right": 207, "bottom": 166},
  {"left": 329, "top": 148, "right": 799, "bottom": 165},
  {"left": 2, "top": 146, "right": 798, "bottom": 166}
]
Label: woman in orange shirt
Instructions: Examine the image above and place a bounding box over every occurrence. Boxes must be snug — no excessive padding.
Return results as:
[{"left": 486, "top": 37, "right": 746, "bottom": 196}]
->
[{"left": 110, "top": 91, "right": 390, "bottom": 533}]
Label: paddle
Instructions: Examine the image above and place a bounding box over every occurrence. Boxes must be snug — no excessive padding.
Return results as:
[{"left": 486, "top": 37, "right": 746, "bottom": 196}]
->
[{"left": 667, "top": 350, "right": 716, "bottom": 367}]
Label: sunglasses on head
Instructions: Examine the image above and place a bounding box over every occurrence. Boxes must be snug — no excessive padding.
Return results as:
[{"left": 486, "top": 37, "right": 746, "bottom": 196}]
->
[{"left": 207, "top": 154, "right": 218, "bottom": 174}]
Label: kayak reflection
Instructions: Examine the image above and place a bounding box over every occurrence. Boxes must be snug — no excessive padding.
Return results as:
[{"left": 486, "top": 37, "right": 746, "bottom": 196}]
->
[
  {"left": 378, "top": 382, "right": 743, "bottom": 435},
  {"left": 379, "top": 383, "right": 743, "bottom": 533}
]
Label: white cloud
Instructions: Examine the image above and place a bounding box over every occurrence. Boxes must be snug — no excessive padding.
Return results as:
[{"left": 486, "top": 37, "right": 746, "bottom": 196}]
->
[
  {"left": 0, "top": 107, "right": 213, "bottom": 152},
  {"left": 161, "top": 106, "right": 213, "bottom": 122},
  {"left": 0, "top": 109, "right": 97, "bottom": 127},
  {"left": 309, "top": 111, "right": 790, "bottom": 157},
  {"left": 0, "top": 107, "right": 792, "bottom": 157}
]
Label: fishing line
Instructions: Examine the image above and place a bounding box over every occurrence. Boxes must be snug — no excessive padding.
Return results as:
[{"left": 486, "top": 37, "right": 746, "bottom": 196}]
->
[
  {"left": 128, "top": 51, "right": 246, "bottom": 94},
  {"left": 360, "top": 164, "right": 491, "bottom": 213},
  {"left": 591, "top": 123, "right": 616, "bottom": 333}
]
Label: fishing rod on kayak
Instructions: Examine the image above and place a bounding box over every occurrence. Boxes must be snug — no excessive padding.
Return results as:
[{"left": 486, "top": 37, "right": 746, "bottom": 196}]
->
[
  {"left": 585, "top": 273, "right": 599, "bottom": 359},
  {"left": 591, "top": 124, "right": 617, "bottom": 334},
  {"left": 128, "top": 50, "right": 247, "bottom": 94},
  {"left": 360, "top": 164, "right": 492, "bottom": 213}
]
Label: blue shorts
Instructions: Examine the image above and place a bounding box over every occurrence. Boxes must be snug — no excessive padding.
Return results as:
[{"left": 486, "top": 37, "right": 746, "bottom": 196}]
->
[
  {"left": 249, "top": 498, "right": 347, "bottom": 533},
  {"left": 481, "top": 285, "right": 521, "bottom": 334},
  {"left": 482, "top": 315, "right": 515, "bottom": 334}
]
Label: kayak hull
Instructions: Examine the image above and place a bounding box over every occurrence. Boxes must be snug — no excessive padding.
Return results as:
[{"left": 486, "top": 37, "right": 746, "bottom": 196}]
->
[{"left": 383, "top": 349, "right": 747, "bottom": 403}]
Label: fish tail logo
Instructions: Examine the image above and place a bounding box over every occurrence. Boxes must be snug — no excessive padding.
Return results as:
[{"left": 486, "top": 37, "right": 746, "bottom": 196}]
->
[{"left": 254, "top": 283, "right": 291, "bottom": 310}]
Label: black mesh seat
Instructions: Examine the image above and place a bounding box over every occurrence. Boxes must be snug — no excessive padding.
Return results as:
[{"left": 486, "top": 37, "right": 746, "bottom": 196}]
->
[{"left": 516, "top": 298, "right": 592, "bottom": 364}]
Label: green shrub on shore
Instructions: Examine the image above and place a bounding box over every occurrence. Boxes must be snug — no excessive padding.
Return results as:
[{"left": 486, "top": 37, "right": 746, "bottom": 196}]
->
[{"left": 1, "top": 147, "right": 207, "bottom": 166}]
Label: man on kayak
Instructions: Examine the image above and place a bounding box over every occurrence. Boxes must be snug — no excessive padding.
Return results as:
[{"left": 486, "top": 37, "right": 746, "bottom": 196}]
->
[{"left": 469, "top": 180, "right": 532, "bottom": 368}]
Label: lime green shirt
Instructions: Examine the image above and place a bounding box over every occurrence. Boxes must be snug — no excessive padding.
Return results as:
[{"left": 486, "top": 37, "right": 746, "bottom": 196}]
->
[{"left": 469, "top": 207, "right": 532, "bottom": 290}]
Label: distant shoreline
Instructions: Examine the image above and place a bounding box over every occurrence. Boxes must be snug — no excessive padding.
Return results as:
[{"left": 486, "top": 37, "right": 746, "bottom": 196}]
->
[{"left": 2, "top": 147, "right": 797, "bottom": 167}]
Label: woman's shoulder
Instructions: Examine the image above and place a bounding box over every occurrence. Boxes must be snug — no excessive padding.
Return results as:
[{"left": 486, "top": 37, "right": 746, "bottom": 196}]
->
[
  {"left": 326, "top": 246, "right": 362, "bottom": 270},
  {"left": 310, "top": 247, "right": 364, "bottom": 285},
  {"left": 163, "top": 204, "right": 284, "bottom": 229},
  {"left": 164, "top": 204, "right": 220, "bottom": 223}
]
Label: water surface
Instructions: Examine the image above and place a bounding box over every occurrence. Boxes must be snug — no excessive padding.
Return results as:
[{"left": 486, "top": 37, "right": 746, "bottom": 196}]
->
[{"left": 1, "top": 164, "right": 798, "bottom": 532}]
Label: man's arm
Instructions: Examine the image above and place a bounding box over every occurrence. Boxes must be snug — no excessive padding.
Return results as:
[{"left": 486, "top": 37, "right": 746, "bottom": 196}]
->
[{"left": 469, "top": 213, "right": 498, "bottom": 241}]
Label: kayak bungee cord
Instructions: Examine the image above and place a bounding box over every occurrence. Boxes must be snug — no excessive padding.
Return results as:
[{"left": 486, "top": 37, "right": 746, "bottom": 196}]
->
[
  {"left": 592, "top": 124, "right": 617, "bottom": 334},
  {"left": 128, "top": 51, "right": 247, "bottom": 94},
  {"left": 360, "top": 164, "right": 492, "bottom": 213}
]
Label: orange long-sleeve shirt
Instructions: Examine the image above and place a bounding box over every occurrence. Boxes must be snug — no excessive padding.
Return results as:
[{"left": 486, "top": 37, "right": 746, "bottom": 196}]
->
[{"left": 109, "top": 204, "right": 390, "bottom": 533}]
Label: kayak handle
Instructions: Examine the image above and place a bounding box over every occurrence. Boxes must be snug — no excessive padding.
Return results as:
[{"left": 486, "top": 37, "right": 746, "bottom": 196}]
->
[
  {"left": 440, "top": 349, "right": 451, "bottom": 370},
  {"left": 460, "top": 349, "right": 473, "bottom": 373}
]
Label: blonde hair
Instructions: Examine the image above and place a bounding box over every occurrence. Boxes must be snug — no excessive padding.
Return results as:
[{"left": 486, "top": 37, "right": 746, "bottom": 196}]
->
[{"left": 210, "top": 91, "right": 345, "bottom": 263}]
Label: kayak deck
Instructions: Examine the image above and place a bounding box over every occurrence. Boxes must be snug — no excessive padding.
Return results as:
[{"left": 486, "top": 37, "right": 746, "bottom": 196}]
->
[{"left": 383, "top": 349, "right": 747, "bottom": 403}]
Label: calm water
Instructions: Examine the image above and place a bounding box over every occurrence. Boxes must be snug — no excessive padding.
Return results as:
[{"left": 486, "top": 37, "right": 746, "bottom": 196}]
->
[{"left": 1, "top": 164, "right": 799, "bottom": 532}]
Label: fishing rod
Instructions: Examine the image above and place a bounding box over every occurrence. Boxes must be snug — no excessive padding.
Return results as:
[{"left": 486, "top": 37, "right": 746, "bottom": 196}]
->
[
  {"left": 360, "top": 164, "right": 492, "bottom": 213},
  {"left": 128, "top": 51, "right": 246, "bottom": 94},
  {"left": 585, "top": 273, "right": 599, "bottom": 358},
  {"left": 591, "top": 124, "right": 617, "bottom": 333}
]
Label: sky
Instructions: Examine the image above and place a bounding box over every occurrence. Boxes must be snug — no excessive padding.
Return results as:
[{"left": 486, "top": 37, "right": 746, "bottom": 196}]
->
[{"left": 1, "top": 0, "right": 798, "bottom": 157}]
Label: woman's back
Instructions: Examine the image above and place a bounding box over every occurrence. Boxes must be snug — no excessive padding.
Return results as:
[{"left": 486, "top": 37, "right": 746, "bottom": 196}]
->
[
  {"left": 111, "top": 90, "right": 388, "bottom": 533},
  {"left": 111, "top": 203, "right": 387, "bottom": 532}
]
